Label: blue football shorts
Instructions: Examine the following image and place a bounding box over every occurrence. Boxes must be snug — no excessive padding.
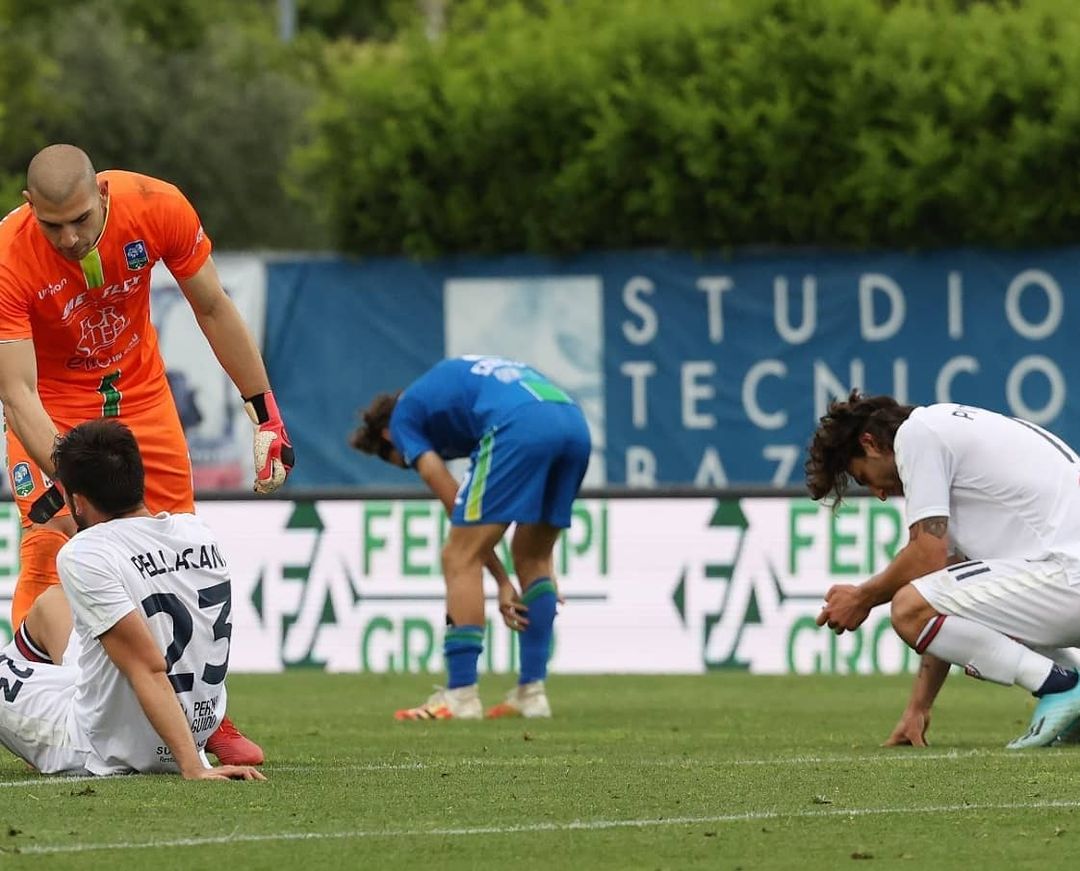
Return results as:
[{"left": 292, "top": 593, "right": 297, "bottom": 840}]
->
[{"left": 451, "top": 400, "right": 591, "bottom": 528}]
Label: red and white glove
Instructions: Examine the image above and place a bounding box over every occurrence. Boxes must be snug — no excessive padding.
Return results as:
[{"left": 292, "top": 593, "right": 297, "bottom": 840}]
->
[{"left": 243, "top": 390, "right": 294, "bottom": 494}]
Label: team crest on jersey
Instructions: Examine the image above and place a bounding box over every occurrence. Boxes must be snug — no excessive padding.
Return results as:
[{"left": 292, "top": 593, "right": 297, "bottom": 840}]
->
[
  {"left": 11, "top": 462, "right": 34, "bottom": 498},
  {"left": 124, "top": 239, "right": 149, "bottom": 271}
]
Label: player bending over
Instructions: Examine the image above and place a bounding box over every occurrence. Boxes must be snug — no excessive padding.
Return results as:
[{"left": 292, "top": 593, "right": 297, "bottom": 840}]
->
[
  {"left": 0, "top": 419, "right": 264, "bottom": 779},
  {"left": 810, "top": 392, "right": 1080, "bottom": 748},
  {"left": 352, "top": 356, "right": 591, "bottom": 720}
]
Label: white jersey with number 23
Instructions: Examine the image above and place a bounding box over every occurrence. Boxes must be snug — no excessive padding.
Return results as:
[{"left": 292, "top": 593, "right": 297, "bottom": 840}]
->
[{"left": 57, "top": 512, "right": 231, "bottom": 774}]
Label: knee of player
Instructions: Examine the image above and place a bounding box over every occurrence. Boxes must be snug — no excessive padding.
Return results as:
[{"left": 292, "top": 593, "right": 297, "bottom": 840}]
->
[
  {"left": 440, "top": 538, "right": 481, "bottom": 577},
  {"left": 890, "top": 584, "right": 935, "bottom": 645},
  {"left": 440, "top": 540, "right": 463, "bottom": 575}
]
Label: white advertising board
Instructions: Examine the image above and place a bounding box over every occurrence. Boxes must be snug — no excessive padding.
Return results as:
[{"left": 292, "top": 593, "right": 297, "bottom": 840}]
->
[
  {"left": 196, "top": 496, "right": 915, "bottom": 675},
  {"left": 0, "top": 496, "right": 917, "bottom": 675}
]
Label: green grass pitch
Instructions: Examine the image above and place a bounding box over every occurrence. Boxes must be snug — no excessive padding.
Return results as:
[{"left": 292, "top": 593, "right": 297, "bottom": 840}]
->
[{"left": 0, "top": 673, "right": 1077, "bottom": 869}]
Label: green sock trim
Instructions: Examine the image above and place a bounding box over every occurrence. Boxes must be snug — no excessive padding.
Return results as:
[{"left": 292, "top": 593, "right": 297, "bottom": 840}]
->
[
  {"left": 445, "top": 627, "right": 484, "bottom": 643},
  {"left": 521, "top": 579, "right": 557, "bottom": 604}
]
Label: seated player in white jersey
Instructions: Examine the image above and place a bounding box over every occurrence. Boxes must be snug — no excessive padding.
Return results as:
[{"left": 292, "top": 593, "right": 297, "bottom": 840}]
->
[
  {"left": 0, "top": 419, "right": 264, "bottom": 780},
  {"left": 808, "top": 392, "right": 1080, "bottom": 749}
]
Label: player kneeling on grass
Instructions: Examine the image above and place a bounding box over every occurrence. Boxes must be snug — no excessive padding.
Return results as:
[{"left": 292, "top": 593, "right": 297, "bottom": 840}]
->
[
  {"left": 0, "top": 419, "right": 264, "bottom": 780},
  {"left": 351, "top": 356, "right": 591, "bottom": 721},
  {"left": 809, "top": 392, "right": 1080, "bottom": 749}
]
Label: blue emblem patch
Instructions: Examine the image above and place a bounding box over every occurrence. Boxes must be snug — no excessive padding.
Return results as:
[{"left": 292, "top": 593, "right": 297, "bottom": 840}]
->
[
  {"left": 12, "top": 462, "right": 34, "bottom": 498},
  {"left": 124, "top": 239, "right": 149, "bottom": 271}
]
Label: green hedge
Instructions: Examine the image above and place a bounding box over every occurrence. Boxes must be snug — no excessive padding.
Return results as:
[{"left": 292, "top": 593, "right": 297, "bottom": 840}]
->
[{"left": 294, "top": 0, "right": 1080, "bottom": 256}]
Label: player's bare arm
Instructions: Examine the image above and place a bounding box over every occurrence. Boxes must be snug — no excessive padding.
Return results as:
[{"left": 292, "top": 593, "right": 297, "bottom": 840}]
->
[
  {"left": 179, "top": 256, "right": 293, "bottom": 494},
  {"left": 0, "top": 339, "right": 62, "bottom": 476},
  {"left": 99, "top": 610, "right": 265, "bottom": 782},
  {"left": 880, "top": 542, "right": 972, "bottom": 747},
  {"left": 177, "top": 257, "right": 269, "bottom": 398},
  {"left": 863, "top": 516, "right": 951, "bottom": 601},
  {"left": 414, "top": 449, "right": 515, "bottom": 585},
  {"left": 415, "top": 450, "right": 520, "bottom": 624},
  {"left": 818, "top": 517, "right": 950, "bottom": 633},
  {"left": 883, "top": 654, "right": 951, "bottom": 747},
  {"left": 414, "top": 451, "right": 461, "bottom": 514}
]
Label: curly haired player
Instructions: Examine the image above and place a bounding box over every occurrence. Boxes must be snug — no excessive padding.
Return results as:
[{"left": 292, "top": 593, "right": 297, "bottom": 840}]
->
[{"left": 809, "top": 391, "right": 1080, "bottom": 748}]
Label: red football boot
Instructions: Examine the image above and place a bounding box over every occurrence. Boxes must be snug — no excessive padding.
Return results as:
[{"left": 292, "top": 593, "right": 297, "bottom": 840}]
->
[{"left": 206, "top": 715, "right": 265, "bottom": 765}]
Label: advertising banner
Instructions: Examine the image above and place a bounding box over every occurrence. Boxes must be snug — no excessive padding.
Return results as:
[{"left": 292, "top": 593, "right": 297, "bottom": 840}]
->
[
  {"left": 600, "top": 250, "right": 1080, "bottom": 487},
  {"left": 264, "top": 248, "right": 1080, "bottom": 489},
  {"left": 181, "top": 495, "right": 917, "bottom": 676},
  {"left": 0, "top": 503, "right": 22, "bottom": 643}
]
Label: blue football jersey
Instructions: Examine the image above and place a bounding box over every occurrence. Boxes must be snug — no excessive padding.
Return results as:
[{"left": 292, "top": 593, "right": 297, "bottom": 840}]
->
[{"left": 389, "top": 356, "right": 573, "bottom": 466}]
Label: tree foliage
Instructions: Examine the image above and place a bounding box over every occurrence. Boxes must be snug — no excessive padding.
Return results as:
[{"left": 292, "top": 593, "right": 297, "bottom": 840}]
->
[
  {"left": 3, "top": 1, "right": 1076, "bottom": 254},
  {"left": 295, "top": 0, "right": 1080, "bottom": 256},
  {"left": 0, "top": 0, "right": 325, "bottom": 248},
  {"left": 297, "top": 0, "right": 420, "bottom": 41}
]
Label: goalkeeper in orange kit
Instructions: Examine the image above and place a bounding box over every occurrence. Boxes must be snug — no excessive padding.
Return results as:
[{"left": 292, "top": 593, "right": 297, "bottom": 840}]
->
[{"left": 0, "top": 144, "right": 295, "bottom": 765}]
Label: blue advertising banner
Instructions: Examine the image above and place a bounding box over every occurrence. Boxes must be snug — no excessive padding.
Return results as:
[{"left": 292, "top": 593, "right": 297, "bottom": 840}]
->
[
  {"left": 265, "top": 259, "right": 444, "bottom": 488},
  {"left": 600, "top": 249, "right": 1079, "bottom": 486},
  {"left": 264, "top": 249, "right": 1080, "bottom": 489}
]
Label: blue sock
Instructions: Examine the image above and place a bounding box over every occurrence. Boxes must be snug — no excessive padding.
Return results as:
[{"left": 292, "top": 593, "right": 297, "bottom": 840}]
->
[
  {"left": 1035, "top": 665, "right": 1079, "bottom": 697},
  {"left": 519, "top": 578, "right": 557, "bottom": 685},
  {"left": 444, "top": 625, "right": 484, "bottom": 689}
]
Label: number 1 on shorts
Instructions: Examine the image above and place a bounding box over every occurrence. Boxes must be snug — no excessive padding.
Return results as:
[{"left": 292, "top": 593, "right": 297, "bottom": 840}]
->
[{"left": 98, "top": 370, "right": 122, "bottom": 417}]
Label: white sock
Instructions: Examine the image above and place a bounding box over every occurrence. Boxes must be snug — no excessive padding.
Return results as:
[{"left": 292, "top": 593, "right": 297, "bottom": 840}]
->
[
  {"left": 916, "top": 615, "right": 1054, "bottom": 691},
  {"left": 1029, "top": 645, "right": 1080, "bottom": 672}
]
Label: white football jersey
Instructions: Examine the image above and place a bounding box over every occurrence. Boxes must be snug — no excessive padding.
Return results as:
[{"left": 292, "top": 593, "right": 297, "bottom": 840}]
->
[
  {"left": 895, "top": 404, "right": 1080, "bottom": 578},
  {"left": 56, "top": 512, "right": 230, "bottom": 775}
]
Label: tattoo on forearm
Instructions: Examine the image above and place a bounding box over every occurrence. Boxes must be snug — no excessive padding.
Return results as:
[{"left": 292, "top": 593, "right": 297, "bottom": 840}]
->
[{"left": 910, "top": 516, "right": 949, "bottom": 540}]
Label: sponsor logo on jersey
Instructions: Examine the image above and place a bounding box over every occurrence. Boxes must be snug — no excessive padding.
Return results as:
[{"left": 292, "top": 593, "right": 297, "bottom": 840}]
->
[
  {"left": 37, "top": 278, "right": 68, "bottom": 300},
  {"left": 76, "top": 306, "right": 128, "bottom": 356},
  {"left": 124, "top": 239, "right": 149, "bottom": 271},
  {"left": 11, "top": 462, "right": 34, "bottom": 498}
]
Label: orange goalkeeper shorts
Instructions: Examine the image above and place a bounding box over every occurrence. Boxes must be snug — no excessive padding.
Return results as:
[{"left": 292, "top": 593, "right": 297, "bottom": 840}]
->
[{"left": 6, "top": 401, "right": 194, "bottom": 527}]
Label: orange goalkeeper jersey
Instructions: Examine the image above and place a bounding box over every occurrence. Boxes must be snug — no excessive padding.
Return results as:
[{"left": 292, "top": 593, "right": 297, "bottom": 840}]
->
[{"left": 0, "top": 170, "right": 212, "bottom": 417}]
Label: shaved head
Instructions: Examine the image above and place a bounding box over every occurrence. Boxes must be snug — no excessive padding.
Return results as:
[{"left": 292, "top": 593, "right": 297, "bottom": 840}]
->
[
  {"left": 26, "top": 144, "right": 98, "bottom": 205},
  {"left": 23, "top": 145, "right": 108, "bottom": 261}
]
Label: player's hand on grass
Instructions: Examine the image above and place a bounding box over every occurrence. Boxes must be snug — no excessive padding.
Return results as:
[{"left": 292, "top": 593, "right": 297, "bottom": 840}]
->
[
  {"left": 498, "top": 583, "right": 529, "bottom": 632},
  {"left": 883, "top": 708, "right": 931, "bottom": 747},
  {"left": 244, "top": 390, "right": 294, "bottom": 494},
  {"left": 185, "top": 765, "right": 267, "bottom": 782},
  {"left": 816, "top": 584, "right": 872, "bottom": 634}
]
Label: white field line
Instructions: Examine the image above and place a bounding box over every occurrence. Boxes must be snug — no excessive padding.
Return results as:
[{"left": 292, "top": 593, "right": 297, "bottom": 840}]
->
[
  {"left": 15, "top": 799, "right": 1080, "bottom": 856},
  {"left": 0, "top": 773, "right": 126, "bottom": 789},
  {"left": 0, "top": 748, "right": 1044, "bottom": 788}
]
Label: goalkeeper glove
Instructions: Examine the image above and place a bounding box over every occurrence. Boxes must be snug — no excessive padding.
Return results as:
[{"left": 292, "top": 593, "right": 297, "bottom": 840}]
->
[{"left": 244, "top": 390, "right": 294, "bottom": 494}]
